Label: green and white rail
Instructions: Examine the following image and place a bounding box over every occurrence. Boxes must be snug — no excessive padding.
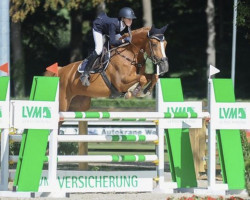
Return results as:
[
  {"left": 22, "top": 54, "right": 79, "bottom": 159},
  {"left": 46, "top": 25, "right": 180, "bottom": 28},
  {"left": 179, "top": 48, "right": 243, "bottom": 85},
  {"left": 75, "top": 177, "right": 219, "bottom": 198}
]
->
[
  {"left": 59, "top": 111, "right": 209, "bottom": 121},
  {"left": 9, "top": 154, "right": 158, "bottom": 163}
]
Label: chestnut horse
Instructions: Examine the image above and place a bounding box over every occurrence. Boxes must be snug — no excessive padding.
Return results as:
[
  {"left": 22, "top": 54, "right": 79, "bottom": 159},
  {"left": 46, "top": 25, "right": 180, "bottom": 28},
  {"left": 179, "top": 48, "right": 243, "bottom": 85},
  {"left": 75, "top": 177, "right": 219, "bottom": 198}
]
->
[{"left": 46, "top": 25, "right": 169, "bottom": 112}]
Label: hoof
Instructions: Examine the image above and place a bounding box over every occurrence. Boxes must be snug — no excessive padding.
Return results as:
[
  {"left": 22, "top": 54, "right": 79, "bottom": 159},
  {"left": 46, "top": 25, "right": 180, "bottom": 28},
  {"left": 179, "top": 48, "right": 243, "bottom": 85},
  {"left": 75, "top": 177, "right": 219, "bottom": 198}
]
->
[
  {"left": 137, "top": 91, "right": 151, "bottom": 98},
  {"left": 132, "top": 86, "right": 141, "bottom": 97},
  {"left": 125, "top": 91, "right": 132, "bottom": 99}
]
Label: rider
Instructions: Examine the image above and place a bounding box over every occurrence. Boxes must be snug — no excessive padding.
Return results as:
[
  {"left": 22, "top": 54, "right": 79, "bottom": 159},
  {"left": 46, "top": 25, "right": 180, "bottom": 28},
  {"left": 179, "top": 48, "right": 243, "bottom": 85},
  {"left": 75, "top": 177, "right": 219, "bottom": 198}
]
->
[{"left": 80, "top": 7, "right": 136, "bottom": 86}]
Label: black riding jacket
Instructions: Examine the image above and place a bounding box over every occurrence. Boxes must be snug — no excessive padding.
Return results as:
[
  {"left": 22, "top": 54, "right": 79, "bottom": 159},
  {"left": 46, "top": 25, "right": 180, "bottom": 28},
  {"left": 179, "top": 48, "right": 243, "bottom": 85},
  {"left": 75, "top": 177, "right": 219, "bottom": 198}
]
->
[{"left": 93, "top": 12, "right": 129, "bottom": 47}]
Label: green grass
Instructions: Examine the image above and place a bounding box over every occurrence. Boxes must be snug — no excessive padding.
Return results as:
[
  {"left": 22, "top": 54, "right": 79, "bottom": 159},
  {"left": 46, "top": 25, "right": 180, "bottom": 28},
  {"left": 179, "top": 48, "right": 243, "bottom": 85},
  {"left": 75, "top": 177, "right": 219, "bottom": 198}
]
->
[{"left": 90, "top": 98, "right": 156, "bottom": 109}]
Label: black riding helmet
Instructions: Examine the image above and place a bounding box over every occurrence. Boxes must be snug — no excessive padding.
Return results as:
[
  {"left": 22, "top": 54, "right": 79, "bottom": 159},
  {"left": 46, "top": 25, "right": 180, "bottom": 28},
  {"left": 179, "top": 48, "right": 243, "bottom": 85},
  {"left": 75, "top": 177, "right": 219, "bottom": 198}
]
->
[{"left": 118, "top": 7, "right": 136, "bottom": 19}]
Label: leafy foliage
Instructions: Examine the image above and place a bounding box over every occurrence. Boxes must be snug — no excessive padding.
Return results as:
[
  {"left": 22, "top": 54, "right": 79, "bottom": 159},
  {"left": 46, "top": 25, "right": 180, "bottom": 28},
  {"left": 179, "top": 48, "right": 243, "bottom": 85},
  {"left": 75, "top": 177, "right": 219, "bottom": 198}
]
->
[
  {"left": 238, "top": 0, "right": 250, "bottom": 40},
  {"left": 10, "top": 0, "right": 40, "bottom": 22},
  {"left": 19, "top": 5, "right": 70, "bottom": 94},
  {"left": 10, "top": 0, "right": 103, "bottom": 22},
  {"left": 8, "top": 0, "right": 250, "bottom": 98},
  {"left": 238, "top": 1, "right": 250, "bottom": 28}
]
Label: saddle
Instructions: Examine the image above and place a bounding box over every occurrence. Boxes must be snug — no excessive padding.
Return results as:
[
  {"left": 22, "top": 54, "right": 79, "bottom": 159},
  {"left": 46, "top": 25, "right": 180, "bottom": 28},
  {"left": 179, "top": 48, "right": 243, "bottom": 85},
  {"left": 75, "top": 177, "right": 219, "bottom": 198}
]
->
[
  {"left": 77, "top": 36, "right": 131, "bottom": 98},
  {"left": 78, "top": 39, "right": 110, "bottom": 74}
]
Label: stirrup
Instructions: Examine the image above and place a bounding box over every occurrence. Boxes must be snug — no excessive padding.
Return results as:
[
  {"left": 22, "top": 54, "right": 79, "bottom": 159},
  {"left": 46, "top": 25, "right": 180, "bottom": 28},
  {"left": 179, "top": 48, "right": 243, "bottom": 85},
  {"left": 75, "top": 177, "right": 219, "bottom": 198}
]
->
[{"left": 80, "top": 73, "right": 90, "bottom": 87}]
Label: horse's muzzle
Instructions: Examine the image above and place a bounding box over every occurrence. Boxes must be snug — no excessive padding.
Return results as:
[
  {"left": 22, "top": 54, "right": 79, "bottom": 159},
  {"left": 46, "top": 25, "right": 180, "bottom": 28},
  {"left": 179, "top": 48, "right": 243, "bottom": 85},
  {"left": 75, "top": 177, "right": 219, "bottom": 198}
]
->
[{"left": 158, "top": 57, "right": 169, "bottom": 75}]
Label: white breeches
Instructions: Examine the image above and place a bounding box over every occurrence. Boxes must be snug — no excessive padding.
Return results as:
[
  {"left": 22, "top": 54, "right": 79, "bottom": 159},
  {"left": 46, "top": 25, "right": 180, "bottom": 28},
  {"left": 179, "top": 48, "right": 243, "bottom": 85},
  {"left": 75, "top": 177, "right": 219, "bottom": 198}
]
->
[{"left": 93, "top": 29, "right": 103, "bottom": 55}]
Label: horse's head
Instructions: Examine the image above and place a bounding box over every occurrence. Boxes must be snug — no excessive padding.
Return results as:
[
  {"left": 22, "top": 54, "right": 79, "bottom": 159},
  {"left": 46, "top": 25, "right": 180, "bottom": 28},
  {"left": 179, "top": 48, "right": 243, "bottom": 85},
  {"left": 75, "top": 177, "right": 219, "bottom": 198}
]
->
[{"left": 146, "top": 25, "right": 169, "bottom": 75}]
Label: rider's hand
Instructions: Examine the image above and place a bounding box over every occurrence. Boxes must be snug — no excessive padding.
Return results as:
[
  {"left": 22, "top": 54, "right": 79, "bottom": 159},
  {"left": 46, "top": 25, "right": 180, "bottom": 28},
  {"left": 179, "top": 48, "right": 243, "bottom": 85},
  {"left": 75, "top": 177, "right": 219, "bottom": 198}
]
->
[{"left": 123, "top": 37, "right": 131, "bottom": 43}]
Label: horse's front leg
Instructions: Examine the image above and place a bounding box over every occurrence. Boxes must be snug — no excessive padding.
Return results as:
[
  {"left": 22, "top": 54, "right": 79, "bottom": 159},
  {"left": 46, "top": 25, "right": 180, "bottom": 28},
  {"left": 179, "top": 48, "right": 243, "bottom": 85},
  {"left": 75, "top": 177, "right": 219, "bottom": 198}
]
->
[
  {"left": 125, "top": 75, "right": 148, "bottom": 98},
  {"left": 132, "top": 75, "right": 148, "bottom": 96},
  {"left": 59, "top": 87, "right": 71, "bottom": 112},
  {"left": 129, "top": 74, "right": 159, "bottom": 98},
  {"left": 143, "top": 74, "right": 159, "bottom": 95}
]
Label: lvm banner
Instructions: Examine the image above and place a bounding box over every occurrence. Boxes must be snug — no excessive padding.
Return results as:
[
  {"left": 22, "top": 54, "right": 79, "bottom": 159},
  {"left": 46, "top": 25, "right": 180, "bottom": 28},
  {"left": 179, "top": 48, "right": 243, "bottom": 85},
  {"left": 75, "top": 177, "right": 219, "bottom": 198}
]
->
[
  {"left": 212, "top": 102, "right": 250, "bottom": 129},
  {"left": 11, "top": 100, "right": 59, "bottom": 129},
  {"left": 163, "top": 102, "right": 202, "bottom": 128}
]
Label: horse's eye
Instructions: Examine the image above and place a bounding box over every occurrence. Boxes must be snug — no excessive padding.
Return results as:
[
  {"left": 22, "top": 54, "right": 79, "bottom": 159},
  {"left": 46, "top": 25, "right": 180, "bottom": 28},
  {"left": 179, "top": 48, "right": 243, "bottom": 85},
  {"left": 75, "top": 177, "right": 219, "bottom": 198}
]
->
[{"left": 152, "top": 43, "right": 157, "bottom": 48}]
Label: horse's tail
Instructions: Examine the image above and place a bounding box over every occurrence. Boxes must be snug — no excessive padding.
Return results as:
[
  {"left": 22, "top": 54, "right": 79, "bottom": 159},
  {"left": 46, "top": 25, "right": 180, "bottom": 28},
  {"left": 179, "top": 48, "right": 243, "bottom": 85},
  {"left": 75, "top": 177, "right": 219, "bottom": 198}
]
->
[{"left": 44, "top": 66, "right": 62, "bottom": 77}]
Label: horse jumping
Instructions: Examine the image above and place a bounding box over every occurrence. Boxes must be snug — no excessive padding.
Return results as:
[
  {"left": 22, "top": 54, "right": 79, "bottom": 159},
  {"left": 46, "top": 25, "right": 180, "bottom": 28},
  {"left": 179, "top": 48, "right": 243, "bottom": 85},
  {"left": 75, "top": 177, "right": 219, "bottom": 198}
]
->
[{"left": 45, "top": 25, "right": 169, "bottom": 112}]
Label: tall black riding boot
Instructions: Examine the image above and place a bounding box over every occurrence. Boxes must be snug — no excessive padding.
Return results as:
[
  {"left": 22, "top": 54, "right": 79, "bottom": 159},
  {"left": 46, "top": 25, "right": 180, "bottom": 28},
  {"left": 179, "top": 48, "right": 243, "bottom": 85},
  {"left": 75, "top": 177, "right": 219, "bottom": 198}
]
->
[{"left": 80, "top": 51, "right": 98, "bottom": 86}]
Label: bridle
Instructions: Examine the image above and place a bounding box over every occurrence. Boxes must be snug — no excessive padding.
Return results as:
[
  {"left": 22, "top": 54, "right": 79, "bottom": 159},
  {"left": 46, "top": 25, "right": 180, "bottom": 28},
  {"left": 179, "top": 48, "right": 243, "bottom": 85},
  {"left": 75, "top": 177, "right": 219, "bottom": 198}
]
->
[
  {"left": 111, "top": 32, "right": 167, "bottom": 69},
  {"left": 147, "top": 34, "right": 168, "bottom": 65}
]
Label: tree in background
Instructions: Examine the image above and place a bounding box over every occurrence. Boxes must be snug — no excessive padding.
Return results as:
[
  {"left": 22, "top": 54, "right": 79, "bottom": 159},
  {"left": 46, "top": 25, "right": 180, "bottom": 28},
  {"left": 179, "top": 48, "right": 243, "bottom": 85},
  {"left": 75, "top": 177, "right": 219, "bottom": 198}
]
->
[
  {"left": 238, "top": 0, "right": 250, "bottom": 40},
  {"left": 10, "top": 19, "right": 25, "bottom": 97},
  {"left": 9, "top": 0, "right": 102, "bottom": 96},
  {"left": 142, "top": 0, "right": 152, "bottom": 27},
  {"left": 206, "top": 0, "right": 216, "bottom": 74},
  {"left": 8, "top": 0, "right": 250, "bottom": 98},
  {"left": 142, "top": 0, "right": 154, "bottom": 77},
  {"left": 10, "top": 0, "right": 65, "bottom": 96}
]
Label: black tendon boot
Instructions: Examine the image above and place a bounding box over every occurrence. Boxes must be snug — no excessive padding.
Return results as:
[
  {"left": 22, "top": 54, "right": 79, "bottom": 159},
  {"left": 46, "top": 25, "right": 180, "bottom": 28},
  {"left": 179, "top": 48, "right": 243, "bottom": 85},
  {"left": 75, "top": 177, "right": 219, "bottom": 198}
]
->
[{"left": 80, "top": 51, "right": 98, "bottom": 86}]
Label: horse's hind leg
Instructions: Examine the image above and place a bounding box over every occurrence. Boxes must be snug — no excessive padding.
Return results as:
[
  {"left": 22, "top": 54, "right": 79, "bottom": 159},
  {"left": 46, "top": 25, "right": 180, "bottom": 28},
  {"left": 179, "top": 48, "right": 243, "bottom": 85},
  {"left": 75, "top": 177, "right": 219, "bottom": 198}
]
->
[
  {"left": 68, "top": 96, "right": 91, "bottom": 111},
  {"left": 59, "top": 89, "right": 72, "bottom": 112}
]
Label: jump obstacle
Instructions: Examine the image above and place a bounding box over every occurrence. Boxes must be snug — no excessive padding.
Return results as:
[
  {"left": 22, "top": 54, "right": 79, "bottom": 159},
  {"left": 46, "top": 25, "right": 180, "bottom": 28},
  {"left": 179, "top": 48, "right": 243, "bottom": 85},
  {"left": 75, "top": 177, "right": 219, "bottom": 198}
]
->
[{"left": 0, "top": 66, "right": 249, "bottom": 197}]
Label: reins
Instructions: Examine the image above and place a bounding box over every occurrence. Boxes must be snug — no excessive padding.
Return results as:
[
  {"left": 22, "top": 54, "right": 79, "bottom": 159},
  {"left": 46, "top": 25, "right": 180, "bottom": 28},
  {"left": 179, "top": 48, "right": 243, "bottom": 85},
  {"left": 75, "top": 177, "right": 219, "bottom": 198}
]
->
[
  {"left": 109, "top": 34, "right": 166, "bottom": 68},
  {"left": 110, "top": 42, "right": 146, "bottom": 71}
]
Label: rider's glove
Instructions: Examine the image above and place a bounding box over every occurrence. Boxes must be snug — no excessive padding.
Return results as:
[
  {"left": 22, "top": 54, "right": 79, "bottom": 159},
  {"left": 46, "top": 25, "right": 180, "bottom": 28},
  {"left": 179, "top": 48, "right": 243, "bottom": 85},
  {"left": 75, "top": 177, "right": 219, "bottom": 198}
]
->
[{"left": 124, "top": 37, "right": 131, "bottom": 43}]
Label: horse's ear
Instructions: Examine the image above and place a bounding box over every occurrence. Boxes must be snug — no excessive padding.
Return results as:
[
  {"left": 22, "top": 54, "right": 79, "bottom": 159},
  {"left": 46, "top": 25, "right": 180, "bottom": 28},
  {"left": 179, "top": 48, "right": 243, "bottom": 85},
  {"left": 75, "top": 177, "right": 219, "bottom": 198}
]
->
[
  {"left": 149, "top": 24, "right": 155, "bottom": 35},
  {"left": 160, "top": 24, "right": 168, "bottom": 33},
  {"left": 148, "top": 24, "right": 155, "bottom": 36}
]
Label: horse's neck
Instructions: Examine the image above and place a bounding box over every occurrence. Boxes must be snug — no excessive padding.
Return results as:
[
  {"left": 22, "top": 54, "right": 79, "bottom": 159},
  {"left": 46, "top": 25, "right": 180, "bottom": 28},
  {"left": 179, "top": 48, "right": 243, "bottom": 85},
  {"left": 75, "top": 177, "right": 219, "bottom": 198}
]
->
[
  {"left": 130, "top": 30, "right": 148, "bottom": 64},
  {"left": 110, "top": 28, "right": 149, "bottom": 71},
  {"left": 106, "top": 29, "right": 149, "bottom": 92},
  {"left": 131, "top": 29, "right": 148, "bottom": 50}
]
